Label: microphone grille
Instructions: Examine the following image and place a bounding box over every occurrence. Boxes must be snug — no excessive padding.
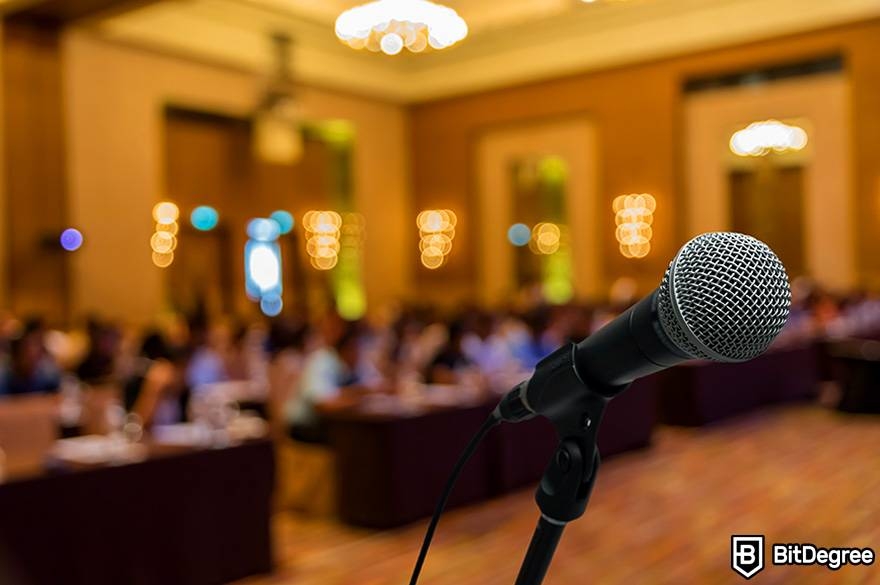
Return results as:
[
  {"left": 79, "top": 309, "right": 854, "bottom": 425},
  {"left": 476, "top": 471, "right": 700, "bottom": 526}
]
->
[{"left": 657, "top": 232, "right": 791, "bottom": 362}]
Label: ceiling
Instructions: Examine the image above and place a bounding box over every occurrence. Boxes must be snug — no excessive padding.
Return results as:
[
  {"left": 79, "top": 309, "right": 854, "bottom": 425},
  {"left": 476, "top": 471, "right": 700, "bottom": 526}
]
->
[{"left": 83, "top": 0, "right": 880, "bottom": 103}]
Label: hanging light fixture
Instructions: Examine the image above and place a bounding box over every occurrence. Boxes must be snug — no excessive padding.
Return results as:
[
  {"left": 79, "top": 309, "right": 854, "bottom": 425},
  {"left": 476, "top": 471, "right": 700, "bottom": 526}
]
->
[
  {"left": 335, "top": 0, "right": 468, "bottom": 55},
  {"left": 253, "top": 33, "right": 304, "bottom": 165}
]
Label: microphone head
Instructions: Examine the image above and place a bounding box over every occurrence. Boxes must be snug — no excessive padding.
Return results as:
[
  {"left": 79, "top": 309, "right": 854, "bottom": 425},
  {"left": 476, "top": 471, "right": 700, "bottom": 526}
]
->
[{"left": 656, "top": 232, "right": 791, "bottom": 362}]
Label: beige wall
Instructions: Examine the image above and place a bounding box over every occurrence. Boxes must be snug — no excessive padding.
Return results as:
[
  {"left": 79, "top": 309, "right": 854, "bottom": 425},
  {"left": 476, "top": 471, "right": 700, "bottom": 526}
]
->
[
  {"left": 63, "top": 30, "right": 410, "bottom": 324},
  {"left": 684, "top": 74, "right": 855, "bottom": 290},
  {"left": 476, "top": 119, "right": 601, "bottom": 304},
  {"left": 0, "top": 21, "right": 5, "bottom": 311}
]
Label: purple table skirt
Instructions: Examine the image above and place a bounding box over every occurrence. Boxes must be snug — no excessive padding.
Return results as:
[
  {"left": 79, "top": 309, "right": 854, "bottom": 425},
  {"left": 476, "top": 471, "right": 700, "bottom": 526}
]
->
[
  {"left": 0, "top": 440, "right": 275, "bottom": 585},
  {"left": 328, "top": 378, "right": 659, "bottom": 528},
  {"left": 486, "top": 375, "right": 659, "bottom": 494},
  {"left": 657, "top": 344, "right": 820, "bottom": 426}
]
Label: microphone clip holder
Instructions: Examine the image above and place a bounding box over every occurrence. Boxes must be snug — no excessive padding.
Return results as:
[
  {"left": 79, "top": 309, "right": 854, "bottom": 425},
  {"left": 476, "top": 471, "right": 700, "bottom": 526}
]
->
[{"left": 507, "top": 344, "right": 625, "bottom": 585}]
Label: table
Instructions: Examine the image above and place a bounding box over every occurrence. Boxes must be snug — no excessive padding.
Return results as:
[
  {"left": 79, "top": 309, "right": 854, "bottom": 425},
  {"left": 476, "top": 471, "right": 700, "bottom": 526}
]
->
[
  {"left": 486, "top": 375, "right": 659, "bottom": 493},
  {"left": 657, "top": 344, "right": 820, "bottom": 426},
  {"left": 324, "top": 379, "right": 659, "bottom": 528},
  {"left": 0, "top": 439, "right": 275, "bottom": 585},
  {"left": 826, "top": 339, "right": 880, "bottom": 414},
  {"left": 327, "top": 400, "right": 494, "bottom": 529}
]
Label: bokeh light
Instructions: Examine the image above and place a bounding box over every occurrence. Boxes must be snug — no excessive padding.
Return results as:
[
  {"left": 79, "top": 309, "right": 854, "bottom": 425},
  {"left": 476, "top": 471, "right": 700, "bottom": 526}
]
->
[
  {"left": 248, "top": 244, "right": 281, "bottom": 292},
  {"left": 335, "top": 0, "right": 468, "bottom": 54},
  {"left": 150, "top": 231, "right": 176, "bottom": 254},
  {"left": 530, "top": 222, "right": 562, "bottom": 255},
  {"left": 151, "top": 202, "right": 179, "bottom": 268},
  {"left": 729, "top": 119, "right": 808, "bottom": 156},
  {"left": 151, "top": 251, "right": 174, "bottom": 268},
  {"left": 270, "top": 210, "right": 295, "bottom": 235},
  {"left": 304, "top": 211, "right": 343, "bottom": 271},
  {"left": 507, "top": 223, "right": 531, "bottom": 247},
  {"left": 59, "top": 228, "right": 83, "bottom": 252},
  {"left": 190, "top": 206, "right": 219, "bottom": 231},
  {"left": 613, "top": 193, "right": 655, "bottom": 259},
  {"left": 259, "top": 294, "right": 283, "bottom": 317},
  {"left": 247, "top": 218, "right": 281, "bottom": 242},
  {"left": 417, "top": 209, "right": 457, "bottom": 269},
  {"left": 156, "top": 222, "right": 179, "bottom": 235},
  {"left": 152, "top": 201, "right": 179, "bottom": 225}
]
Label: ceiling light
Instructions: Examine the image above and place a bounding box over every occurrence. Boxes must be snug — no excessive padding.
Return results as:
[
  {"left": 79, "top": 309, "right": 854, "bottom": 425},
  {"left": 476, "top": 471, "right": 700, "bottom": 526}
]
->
[
  {"left": 729, "top": 120, "right": 808, "bottom": 157},
  {"left": 335, "top": 0, "right": 468, "bottom": 54}
]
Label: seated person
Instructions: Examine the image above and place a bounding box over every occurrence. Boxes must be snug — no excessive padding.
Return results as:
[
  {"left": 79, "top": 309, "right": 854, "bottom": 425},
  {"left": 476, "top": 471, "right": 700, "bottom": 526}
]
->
[
  {"left": 75, "top": 319, "right": 121, "bottom": 384},
  {"left": 425, "top": 320, "right": 473, "bottom": 385},
  {"left": 285, "top": 318, "right": 362, "bottom": 444},
  {"left": 0, "top": 322, "right": 61, "bottom": 396},
  {"left": 124, "top": 332, "right": 189, "bottom": 428}
]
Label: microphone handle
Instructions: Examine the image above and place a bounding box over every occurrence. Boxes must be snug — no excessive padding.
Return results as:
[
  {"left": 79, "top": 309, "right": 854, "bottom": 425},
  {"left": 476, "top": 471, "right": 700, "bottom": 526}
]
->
[{"left": 574, "top": 290, "right": 688, "bottom": 388}]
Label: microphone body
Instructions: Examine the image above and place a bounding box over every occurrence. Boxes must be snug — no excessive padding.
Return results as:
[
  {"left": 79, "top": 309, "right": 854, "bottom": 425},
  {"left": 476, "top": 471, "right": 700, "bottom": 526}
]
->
[
  {"left": 496, "top": 232, "right": 792, "bottom": 424},
  {"left": 574, "top": 290, "right": 689, "bottom": 389}
]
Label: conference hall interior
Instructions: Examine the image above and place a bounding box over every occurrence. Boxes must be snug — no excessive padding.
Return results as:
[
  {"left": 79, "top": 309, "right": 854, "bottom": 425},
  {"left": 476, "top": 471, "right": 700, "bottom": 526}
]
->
[{"left": 0, "top": 0, "right": 878, "bottom": 583}]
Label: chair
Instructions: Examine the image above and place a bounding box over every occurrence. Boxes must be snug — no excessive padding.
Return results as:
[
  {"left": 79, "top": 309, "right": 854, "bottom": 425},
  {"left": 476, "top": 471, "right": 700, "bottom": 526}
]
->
[
  {"left": 269, "top": 353, "right": 337, "bottom": 517},
  {"left": 276, "top": 438, "right": 337, "bottom": 517},
  {"left": 0, "top": 393, "right": 59, "bottom": 476},
  {"left": 79, "top": 383, "right": 122, "bottom": 435}
]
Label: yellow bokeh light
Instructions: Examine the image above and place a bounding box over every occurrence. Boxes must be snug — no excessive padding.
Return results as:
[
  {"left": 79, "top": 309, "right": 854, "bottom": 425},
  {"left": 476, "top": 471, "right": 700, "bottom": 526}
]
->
[
  {"left": 150, "top": 231, "right": 176, "bottom": 254},
  {"left": 614, "top": 194, "right": 655, "bottom": 258},
  {"left": 304, "top": 210, "right": 344, "bottom": 269},
  {"left": 420, "top": 249, "right": 445, "bottom": 269},
  {"left": 152, "top": 202, "right": 179, "bottom": 225},
  {"left": 311, "top": 255, "right": 338, "bottom": 270},
  {"left": 419, "top": 233, "right": 453, "bottom": 254},
  {"left": 536, "top": 240, "right": 560, "bottom": 255},
  {"left": 529, "top": 222, "right": 564, "bottom": 255},
  {"left": 156, "top": 222, "right": 179, "bottom": 235},
  {"left": 627, "top": 241, "right": 651, "bottom": 258},
  {"left": 417, "top": 209, "right": 456, "bottom": 269},
  {"left": 152, "top": 251, "right": 174, "bottom": 268}
]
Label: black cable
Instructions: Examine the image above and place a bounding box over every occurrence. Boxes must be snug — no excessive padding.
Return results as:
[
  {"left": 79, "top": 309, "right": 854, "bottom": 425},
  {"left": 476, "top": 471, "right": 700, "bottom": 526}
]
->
[{"left": 408, "top": 411, "right": 501, "bottom": 585}]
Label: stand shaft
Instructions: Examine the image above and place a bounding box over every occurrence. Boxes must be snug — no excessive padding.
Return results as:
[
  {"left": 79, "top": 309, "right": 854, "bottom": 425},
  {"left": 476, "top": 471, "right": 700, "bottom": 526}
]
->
[{"left": 514, "top": 516, "right": 566, "bottom": 585}]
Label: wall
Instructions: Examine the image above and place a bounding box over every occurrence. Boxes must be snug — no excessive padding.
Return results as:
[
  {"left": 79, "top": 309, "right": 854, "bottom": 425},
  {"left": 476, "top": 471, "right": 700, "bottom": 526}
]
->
[
  {"left": 0, "top": 21, "right": 5, "bottom": 311},
  {"left": 2, "top": 18, "right": 68, "bottom": 322},
  {"left": 64, "top": 30, "right": 411, "bottom": 325},
  {"left": 475, "top": 119, "right": 601, "bottom": 305},
  {"left": 684, "top": 74, "right": 855, "bottom": 291},
  {"left": 410, "top": 18, "right": 880, "bottom": 299}
]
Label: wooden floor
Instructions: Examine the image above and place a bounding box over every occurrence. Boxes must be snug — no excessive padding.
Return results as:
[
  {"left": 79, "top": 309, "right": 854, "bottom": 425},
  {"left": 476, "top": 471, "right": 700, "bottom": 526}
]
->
[{"left": 240, "top": 406, "right": 880, "bottom": 584}]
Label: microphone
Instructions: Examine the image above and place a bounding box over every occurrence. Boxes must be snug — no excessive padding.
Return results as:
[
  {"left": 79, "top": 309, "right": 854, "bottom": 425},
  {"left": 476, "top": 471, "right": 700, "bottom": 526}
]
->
[
  {"left": 410, "top": 232, "right": 792, "bottom": 585},
  {"left": 497, "top": 232, "right": 791, "bottom": 423}
]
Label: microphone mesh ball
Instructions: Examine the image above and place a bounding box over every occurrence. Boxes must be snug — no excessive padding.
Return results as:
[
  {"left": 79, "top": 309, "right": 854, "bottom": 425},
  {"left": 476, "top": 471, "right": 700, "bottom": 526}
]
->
[{"left": 656, "top": 232, "right": 791, "bottom": 362}]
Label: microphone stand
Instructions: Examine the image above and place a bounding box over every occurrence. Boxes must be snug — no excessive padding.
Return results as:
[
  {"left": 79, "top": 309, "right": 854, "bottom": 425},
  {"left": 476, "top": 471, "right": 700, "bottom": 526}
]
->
[{"left": 508, "top": 345, "right": 620, "bottom": 585}]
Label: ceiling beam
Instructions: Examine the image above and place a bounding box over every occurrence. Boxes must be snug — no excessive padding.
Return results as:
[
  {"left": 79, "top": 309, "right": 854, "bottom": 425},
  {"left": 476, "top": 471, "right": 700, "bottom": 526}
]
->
[{"left": 4, "top": 0, "right": 160, "bottom": 24}]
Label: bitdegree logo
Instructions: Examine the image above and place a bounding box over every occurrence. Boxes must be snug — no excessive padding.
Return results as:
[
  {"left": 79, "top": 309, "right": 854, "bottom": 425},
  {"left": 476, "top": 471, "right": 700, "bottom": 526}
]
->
[{"left": 773, "top": 543, "right": 875, "bottom": 571}]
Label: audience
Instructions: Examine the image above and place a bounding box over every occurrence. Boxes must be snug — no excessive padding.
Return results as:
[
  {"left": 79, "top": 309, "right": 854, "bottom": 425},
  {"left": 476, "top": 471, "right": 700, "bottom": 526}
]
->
[
  {"left": 284, "top": 316, "right": 363, "bottom": 444},
  {"left": 0, "top": 320, "right": 61, "bottom": 396},
  {"left": 0, "top": 277, "right": 876, "bottom": 436},
  {"left": 75, "top": 319, "right": 121, "bottom": 384},
  {"left": 124, "top": 332, "right": 189, "bottom": 428},
  {"left": 425, "top": 320, "right": 474, "bottom": 384}
]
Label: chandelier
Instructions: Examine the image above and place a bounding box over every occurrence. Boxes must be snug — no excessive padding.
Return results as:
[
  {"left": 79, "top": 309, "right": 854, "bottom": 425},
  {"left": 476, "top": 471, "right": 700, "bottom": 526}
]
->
[
  {"left": 253, "top": 33, "right": 304, "bottom": 165},
  {"left": 335, "top": 0, "right": 468, "bottom": 55},
  {"left": 729, "top": 119, "right": 808, "bottom": 157}
]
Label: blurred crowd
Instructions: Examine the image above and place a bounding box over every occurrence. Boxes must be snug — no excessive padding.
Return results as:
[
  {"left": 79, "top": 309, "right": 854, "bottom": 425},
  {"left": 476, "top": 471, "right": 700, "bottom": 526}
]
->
[{"left": 1, "top": 276, "right": 880, "bottom": 442}]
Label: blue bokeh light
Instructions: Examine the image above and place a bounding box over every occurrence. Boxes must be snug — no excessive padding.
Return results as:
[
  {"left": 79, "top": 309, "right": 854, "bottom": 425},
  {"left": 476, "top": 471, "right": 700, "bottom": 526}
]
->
[
  {"left": 260, "top": 294, "right": 283, "bottom": 317},
  {"left": 247, "top": 218, "right": 281, "bottom": 242},
  {"left": 60, "top": 228, "right": 83, "bottom": 252},
  {"left": 270, "top": 210, "right": 294, "bottom": 235},
  {"left": 190, "top": 206, "right": 219, "bottom": 231},
  {"left": 507, "top": 223, "right": 531, "bottom": 247}
]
